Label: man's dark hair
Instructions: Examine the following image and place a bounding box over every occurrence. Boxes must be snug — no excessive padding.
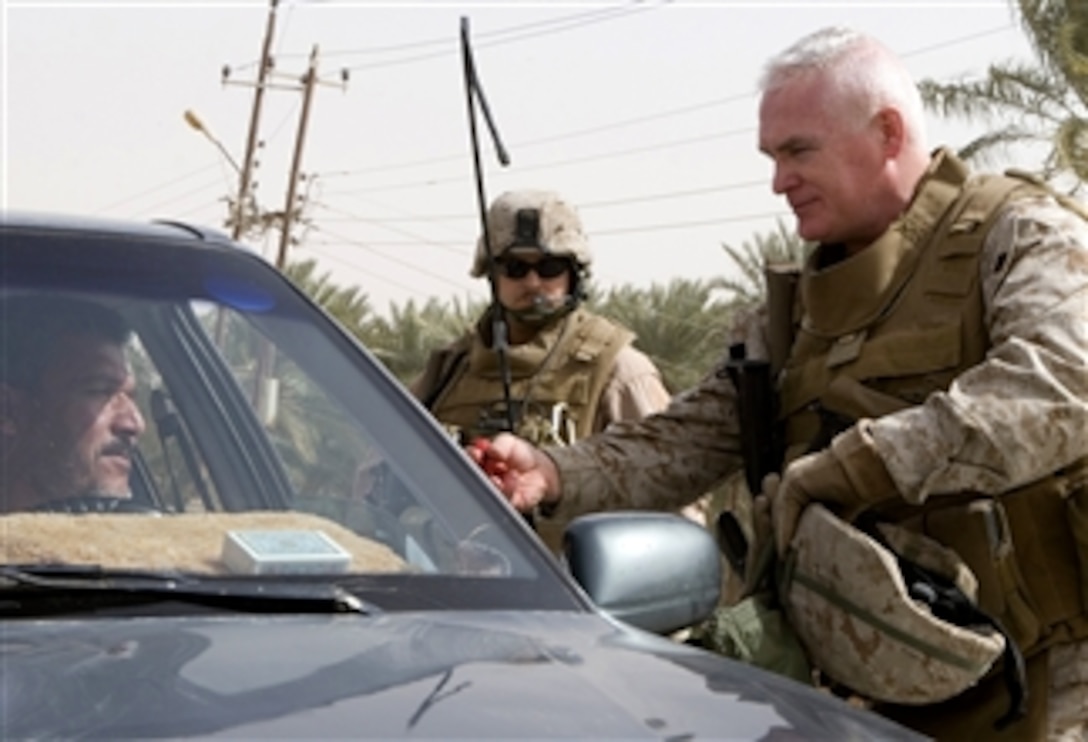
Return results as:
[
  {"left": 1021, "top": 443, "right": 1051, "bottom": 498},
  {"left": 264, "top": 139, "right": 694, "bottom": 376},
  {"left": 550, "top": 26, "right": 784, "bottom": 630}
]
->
[{"left": 0, "top": 295, "right": 132, "bottom": 391}]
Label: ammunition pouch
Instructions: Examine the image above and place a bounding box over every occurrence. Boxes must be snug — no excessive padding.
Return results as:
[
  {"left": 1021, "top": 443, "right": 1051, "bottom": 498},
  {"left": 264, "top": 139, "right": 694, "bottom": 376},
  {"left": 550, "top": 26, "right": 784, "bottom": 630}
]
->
[
  {"left": 1073, "top": 485, "right": 1088, "bottom": 617},
  {"left": 887, "top": 457, "right": 1088, "bottom": 657}
]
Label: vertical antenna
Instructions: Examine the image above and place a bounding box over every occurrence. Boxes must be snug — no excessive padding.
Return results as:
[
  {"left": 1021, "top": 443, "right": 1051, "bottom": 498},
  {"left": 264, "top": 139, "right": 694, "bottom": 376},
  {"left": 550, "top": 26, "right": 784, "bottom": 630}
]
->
[{"left": 460, "top": 16, "right": 516, "bottom": 433}]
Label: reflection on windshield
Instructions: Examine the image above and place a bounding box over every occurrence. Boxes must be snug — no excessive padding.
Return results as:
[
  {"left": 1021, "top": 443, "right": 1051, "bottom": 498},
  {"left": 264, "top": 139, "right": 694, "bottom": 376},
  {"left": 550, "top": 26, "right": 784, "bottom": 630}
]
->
[{"left": 0, "top": 288, "right": 534, "bottom": 582}]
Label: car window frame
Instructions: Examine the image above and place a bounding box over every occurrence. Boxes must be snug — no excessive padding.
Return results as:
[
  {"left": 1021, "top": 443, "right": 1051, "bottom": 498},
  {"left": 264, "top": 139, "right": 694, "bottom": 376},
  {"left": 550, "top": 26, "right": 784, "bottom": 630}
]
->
[{"left": 0, "top": 221, "right": 593, "bottom": 614}]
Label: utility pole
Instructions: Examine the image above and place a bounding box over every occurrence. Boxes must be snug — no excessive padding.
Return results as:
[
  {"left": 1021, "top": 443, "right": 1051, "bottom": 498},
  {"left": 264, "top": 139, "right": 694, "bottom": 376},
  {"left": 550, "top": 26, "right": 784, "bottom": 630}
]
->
[
  {"left": 229, "top": 0, "right": 280, "bottom": 241},
  {"left": 222, "top": 0, "right": 347, "bottom": 264},
  {"left": 276, "top": 44, "right": 319, "bottom": 270}
]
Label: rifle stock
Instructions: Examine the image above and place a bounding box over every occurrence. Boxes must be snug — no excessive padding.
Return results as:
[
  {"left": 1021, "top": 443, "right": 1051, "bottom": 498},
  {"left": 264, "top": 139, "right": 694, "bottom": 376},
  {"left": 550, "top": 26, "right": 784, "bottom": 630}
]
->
[{"left": 726, "top": 349, "right": 783, "bottom": 498}]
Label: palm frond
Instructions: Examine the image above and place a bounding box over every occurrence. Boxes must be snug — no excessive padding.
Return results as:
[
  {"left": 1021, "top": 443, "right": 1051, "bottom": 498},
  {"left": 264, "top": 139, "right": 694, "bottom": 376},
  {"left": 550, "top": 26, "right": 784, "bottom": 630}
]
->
[{"left": 918, "top": 0, "right": 1086, "bottom": 190}]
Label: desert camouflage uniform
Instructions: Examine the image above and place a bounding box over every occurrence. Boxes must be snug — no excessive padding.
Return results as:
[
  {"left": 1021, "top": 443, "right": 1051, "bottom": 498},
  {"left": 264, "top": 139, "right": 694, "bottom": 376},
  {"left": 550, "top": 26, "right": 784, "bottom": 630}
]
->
[
  {"left": 542, "top": 173, "right": 1088, "bottom": 739},
  {"left": 412, "top": 308, "right": 673, "bottom": 551},
  {"left": 596, "top": 346, "right": 673, "bottom": 429},
  {"left": 410, "top": 309, "right": 671, "bottom": 441}
]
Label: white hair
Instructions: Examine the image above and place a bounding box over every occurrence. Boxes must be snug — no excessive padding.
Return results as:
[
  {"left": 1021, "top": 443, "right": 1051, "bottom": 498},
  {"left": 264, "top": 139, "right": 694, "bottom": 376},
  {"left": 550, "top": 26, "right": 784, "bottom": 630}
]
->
[{"left": 759, "top": 26, "right": 928, "bottom": 145}]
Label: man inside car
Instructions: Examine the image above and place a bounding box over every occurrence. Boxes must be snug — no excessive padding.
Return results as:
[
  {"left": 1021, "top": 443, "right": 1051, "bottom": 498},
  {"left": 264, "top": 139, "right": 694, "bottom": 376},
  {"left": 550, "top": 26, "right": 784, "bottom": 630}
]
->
[{"left": 0, "top": 295, "right": 146, "bottom": 512}]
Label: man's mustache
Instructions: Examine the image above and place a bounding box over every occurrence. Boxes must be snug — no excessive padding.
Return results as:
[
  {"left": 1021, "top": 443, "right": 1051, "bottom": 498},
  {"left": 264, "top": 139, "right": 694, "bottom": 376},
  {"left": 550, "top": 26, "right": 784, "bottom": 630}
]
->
[{"left": 99, "top": 438, "right": 135, "bottom": 459}]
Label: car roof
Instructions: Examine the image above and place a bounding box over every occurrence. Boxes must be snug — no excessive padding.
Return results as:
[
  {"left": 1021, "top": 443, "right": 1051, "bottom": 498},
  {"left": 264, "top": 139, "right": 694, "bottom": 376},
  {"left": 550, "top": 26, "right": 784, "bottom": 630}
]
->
[{"left": 0, "top": 209, "right": 239, "bottom": 249}]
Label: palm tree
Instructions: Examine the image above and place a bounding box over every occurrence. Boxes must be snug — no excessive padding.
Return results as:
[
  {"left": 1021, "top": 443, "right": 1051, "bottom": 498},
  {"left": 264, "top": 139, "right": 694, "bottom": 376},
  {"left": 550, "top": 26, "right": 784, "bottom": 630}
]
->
[
  {"left": 918, "top": 0, "right": 1088, "bottom": 190},
  {"left": 284, "top": 259, "right": 374, "bottom": 339},
  {"left": 717, "top": 219, "right": 811, "bottom": 309},
  {"left": 592, "top": 279, "right": 735, "bottom": 393},
  {"left": 364, "top": 296, "right": 485, "bottom": 384}
]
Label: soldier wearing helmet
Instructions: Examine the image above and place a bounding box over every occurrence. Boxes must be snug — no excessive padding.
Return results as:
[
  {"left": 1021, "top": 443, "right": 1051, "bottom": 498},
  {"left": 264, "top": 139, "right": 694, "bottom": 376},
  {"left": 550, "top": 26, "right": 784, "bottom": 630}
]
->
[
  {"left": 474, "top": 27, "right": 1088, "bottom": 741},
  {"left": 410, "top": 189, "right": 673, "bottom": 552}
]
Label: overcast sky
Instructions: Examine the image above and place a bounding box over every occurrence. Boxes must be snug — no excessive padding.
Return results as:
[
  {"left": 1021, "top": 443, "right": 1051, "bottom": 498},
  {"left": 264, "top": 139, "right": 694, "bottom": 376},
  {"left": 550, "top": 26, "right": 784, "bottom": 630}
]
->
[{"left": 3, "top": 1, "right": 1034, "bottom": 314}]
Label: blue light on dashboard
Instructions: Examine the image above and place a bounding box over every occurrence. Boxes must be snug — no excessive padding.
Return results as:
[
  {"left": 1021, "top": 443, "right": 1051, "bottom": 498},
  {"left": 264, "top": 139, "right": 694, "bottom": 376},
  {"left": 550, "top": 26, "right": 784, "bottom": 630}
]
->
[{"left": 203, "top": 275, "right": 276, "bottom": 312}]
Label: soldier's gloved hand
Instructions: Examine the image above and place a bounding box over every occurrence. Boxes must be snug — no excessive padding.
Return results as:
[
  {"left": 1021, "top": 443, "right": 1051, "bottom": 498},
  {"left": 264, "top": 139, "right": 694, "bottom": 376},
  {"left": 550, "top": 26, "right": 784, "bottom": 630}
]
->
[{"left": 769, "top": 421, "right": 898, "bottom": 556}]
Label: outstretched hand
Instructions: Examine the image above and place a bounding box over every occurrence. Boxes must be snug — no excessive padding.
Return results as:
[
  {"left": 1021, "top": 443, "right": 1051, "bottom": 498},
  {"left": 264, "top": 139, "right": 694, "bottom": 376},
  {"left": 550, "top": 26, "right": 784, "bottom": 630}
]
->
[{"left": 467, "top": 433, "right": 560, "bottom": 513}]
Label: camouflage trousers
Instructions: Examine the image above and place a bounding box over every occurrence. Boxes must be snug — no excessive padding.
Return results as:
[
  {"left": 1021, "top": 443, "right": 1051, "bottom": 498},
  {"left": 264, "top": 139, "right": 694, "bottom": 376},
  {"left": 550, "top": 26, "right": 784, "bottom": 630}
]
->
[{"left": 1048, "top": 640, "right": 1088, "bottom": 741}]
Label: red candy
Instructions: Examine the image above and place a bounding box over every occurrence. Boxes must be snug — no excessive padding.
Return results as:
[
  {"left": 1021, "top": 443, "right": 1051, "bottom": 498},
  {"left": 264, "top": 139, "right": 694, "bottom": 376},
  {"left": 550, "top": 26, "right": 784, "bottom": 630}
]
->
[{"left": 470, "top": 437, "right": 508, "bottom": 478}]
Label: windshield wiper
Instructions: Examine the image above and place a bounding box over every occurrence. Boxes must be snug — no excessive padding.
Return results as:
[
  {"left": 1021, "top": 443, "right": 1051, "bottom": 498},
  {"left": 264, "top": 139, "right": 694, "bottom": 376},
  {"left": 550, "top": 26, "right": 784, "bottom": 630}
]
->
[{"left": 0, "top": 564, "right": 375, "bottom": 618}]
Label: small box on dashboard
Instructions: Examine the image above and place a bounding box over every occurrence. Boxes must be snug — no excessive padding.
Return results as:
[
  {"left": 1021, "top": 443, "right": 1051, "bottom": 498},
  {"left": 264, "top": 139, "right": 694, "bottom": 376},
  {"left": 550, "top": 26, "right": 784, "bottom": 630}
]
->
[{"left": 221, "top": 529, "right": 351, "bottom": 575}]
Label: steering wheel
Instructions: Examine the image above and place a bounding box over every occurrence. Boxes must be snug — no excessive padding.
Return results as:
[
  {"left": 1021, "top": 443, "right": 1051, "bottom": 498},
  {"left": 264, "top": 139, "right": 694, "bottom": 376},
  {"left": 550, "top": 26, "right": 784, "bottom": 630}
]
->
[{"left": 30, "top": 495, "right": 162, "bottom": 515}]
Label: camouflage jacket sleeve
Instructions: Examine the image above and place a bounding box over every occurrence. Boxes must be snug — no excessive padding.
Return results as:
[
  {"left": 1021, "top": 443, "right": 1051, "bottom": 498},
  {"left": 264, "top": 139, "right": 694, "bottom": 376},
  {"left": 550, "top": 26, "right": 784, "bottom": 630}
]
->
[
  {"left": 593, "top": 345, "right": 673, "bottom": 431},
  {"left": 543, "top": 352, "right": 745, "bottom": 520},
  {"left": 870, "top": 193, "right": 1088, "bottom": 503}
]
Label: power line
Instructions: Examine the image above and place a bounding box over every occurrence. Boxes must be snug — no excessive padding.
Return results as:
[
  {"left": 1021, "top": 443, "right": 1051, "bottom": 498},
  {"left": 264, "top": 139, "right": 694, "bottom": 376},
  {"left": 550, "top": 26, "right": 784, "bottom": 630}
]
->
[
  {"left": 312, "top": 202, "right": 467, "bottom": 256},
  {"left": 308, "top": 224, "right": 473, "bottom": 293},
  {"left": 93, "top": 164, "right": 224, "bottom": 214},
  {"left": 290, "top": 2, "right": 666, "bottom": 72},
  {"left": 308, "top": 205, "right": 789, "bottom": 247},
  {"left": 320, "top": 106, "right": 754, "bottom": 183},
  {"left": 301, "top": 241, "right": 442, "bottom": 301},
  {"left": 322, "top": 125, "right": 756, "bottom": 197},
  {"left": 900, "top": 24, "right": 1015, "bottom": 59},
  {"left": 595, "top": 210, "right": 787, "bottom": 236},
  {"left": 315, "top": 179, "right": 770, "bottom": 226},
  {"left": 104, "top": 22, "right": 1012, "bottom": 221},
  {"left": 315, "top": 24, "right": 1013, "bottom": 182},
  {"left": 230, "top": 16, "right": 1018, "bottom": 312},
  {"left": 136, "top": 181, "right": 236, "bottom": 221}
]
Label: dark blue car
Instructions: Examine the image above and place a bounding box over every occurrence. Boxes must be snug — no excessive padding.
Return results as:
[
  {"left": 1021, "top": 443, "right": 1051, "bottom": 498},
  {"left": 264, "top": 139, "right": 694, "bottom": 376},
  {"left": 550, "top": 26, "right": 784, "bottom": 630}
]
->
[{"left": 0, "top": 212, "right": 924, "bottom": 740}]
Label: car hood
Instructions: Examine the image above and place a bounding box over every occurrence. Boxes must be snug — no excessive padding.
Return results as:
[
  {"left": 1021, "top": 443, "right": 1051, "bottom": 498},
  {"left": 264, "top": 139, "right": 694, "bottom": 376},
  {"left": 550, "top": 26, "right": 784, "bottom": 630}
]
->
[{"left": 1, "top": 611, "right": 921, "bottom": 740}]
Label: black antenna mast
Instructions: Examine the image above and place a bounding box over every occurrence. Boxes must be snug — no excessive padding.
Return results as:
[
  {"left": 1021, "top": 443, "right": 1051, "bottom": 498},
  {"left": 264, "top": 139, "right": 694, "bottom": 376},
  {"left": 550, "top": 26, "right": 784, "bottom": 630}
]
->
[{"left": 460, "top": 16, "right": 516, "bottom": 433}]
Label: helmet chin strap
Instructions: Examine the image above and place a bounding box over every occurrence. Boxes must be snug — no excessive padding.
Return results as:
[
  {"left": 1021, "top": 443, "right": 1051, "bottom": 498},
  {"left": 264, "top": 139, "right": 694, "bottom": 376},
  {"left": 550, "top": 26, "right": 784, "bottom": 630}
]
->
[{"left": 506, "top": 293, "right": 578, "bottom": 326}]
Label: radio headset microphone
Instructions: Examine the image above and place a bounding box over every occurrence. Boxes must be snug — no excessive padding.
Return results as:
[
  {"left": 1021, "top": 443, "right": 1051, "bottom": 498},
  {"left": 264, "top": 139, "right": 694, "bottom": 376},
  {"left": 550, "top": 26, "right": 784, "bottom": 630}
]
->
[
  {"left": 532, "top": 296, "right": 555, "bottom": 312},
  {"left": 532, "top": 293, "right": 576, "bottom": 315}
]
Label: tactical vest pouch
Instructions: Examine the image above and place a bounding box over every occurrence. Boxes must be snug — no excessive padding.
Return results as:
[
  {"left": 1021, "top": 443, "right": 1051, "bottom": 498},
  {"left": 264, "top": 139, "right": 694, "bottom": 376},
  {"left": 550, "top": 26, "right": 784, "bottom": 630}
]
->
[
  {"left": 899, "top": 498, "right": 1041, "bottom": 650},
  {"left": 899, "top": 464, "right": 1088, "bottom": 656},
  {"left": 1067, "top": 480, "right": 1088, "bottom": 616},
  {"left": 1000, "top": 468, "right": 1087, "bottom": 643}
]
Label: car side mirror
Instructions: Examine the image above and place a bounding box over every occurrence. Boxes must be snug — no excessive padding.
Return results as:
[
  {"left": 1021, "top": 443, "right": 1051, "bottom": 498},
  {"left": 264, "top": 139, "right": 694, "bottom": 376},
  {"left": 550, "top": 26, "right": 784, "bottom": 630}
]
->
[{"left": 563, "top": 512, "right": 721, "bottom": 635}]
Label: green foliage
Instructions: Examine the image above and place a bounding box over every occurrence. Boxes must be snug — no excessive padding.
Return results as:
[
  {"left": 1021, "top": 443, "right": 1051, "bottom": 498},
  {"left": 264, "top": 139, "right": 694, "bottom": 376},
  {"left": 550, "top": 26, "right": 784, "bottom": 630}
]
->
[
  {"left": 362, "top": 296, "right": 484, "bottom": 384},
  {"left": 284, "top": 223, "right": 814, "bottom": 394},
  {"left": 285, "top": 259, "right": 482, "bottom": 385},
  {"left": 589, "top": 278, "right": 735, "bottom": 392},
  {"left": 266, "top": 358, "right": 368, "bottom": 497},
  {"left": 284, "top": 259, "right": 374, "bottom": 338},
  {"left": 716, "top": 220, "right": 811, "bottom": 309},
  {"left": 919, "top": 0, "right": 1088, "bottom": 190}
]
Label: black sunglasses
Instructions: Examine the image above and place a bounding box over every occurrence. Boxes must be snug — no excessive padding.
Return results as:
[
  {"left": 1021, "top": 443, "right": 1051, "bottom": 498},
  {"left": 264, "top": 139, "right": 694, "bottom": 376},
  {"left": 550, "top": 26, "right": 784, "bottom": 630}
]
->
[{"left": 497, "top": 256, "right": 571, "bottom": 280}]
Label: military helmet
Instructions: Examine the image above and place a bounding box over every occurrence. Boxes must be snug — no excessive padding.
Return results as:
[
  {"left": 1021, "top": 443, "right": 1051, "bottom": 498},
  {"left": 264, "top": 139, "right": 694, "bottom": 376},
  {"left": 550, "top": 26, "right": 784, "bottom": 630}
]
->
[
  {"left": 470, "top": 190, "right": 592, "bottom": 278},
  {"left": 780, "top": 504, "right": 1006, "bottom": 705}
]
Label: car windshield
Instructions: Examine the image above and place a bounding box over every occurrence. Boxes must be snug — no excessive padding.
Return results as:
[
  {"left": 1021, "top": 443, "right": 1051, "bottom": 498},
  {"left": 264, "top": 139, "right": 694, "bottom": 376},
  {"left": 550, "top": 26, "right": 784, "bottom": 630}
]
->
[{"left": 0, "top": 218, "right": 582, "bottom": 614}]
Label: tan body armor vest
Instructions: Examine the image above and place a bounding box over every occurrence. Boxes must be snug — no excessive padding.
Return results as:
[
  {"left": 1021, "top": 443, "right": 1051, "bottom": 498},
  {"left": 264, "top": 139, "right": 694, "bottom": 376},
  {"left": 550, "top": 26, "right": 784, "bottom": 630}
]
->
[
  {"left": 420, "top": 308, "right": 633, "bottom": 555},
  {"left": 423, "top": 307, "right": 633, "bottom": 445},
  {"left": 776, "top": 151, "right": 1088, "bottom": 737}
]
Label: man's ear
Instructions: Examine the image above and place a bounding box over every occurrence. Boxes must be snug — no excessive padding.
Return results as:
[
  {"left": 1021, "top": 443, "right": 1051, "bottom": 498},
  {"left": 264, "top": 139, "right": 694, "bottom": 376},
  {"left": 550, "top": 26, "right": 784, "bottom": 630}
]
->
[
  {"left": 874, "top": 107, "right": 906, "bottom": 158},
  {"left": 0, "top": 383, "right": 25, "bottom": 437}
]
